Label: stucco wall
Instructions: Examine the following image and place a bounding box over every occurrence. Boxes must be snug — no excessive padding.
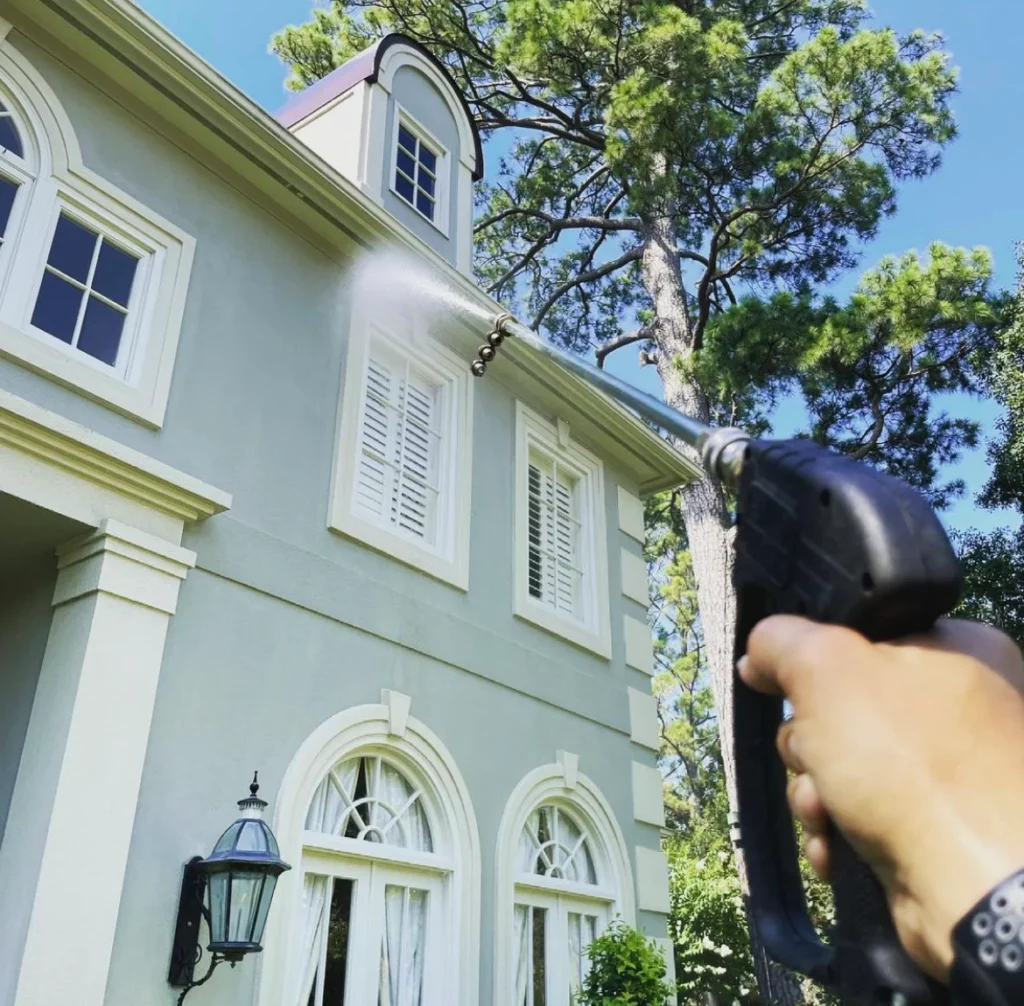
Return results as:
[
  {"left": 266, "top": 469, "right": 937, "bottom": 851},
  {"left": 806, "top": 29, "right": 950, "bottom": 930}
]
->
[{"left": 0, "top": 31, "right": 667, "bottom": 1006}]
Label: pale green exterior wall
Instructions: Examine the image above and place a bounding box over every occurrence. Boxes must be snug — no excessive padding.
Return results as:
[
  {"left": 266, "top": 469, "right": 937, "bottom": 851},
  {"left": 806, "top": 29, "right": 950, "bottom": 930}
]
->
[{"left": 0, "top": 32, "right": 666, "bottom": 1006}]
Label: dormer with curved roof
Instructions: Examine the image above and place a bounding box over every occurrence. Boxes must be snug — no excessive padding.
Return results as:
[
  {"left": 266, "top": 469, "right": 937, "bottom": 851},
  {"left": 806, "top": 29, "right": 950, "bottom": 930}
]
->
[{"left": 278, "top": 34, "right": 483, "bottom": 275}]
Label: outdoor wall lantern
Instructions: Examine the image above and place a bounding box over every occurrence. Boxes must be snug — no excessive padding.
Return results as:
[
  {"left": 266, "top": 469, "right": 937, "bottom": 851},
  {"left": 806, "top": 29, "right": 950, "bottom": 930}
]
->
[{"left": 167, "top": 773, "right": 290, "bottom": 1003}]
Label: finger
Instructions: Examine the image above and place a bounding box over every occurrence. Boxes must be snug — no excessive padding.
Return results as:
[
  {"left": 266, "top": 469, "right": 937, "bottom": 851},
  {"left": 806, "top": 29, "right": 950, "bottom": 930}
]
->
[
  {"left": 787, "top": 773, "right": 827, "bottom": 834},
  {"left": 804, "top": 834, "right": 830, "bottom": 881},
  {"left": 776, "top": 722, "right": 807, "bottom": 774},
  {"left": 744, "top": 615, "right": 867, "bottom": 701},
  {"left": 887, "top": 619, "right": 1024, "bottom": 693}
]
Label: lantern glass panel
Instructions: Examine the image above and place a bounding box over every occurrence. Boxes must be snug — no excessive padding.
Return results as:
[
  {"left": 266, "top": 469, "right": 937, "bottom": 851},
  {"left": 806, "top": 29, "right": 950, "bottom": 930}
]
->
[
  {"left": 208, "top": 872, "right": 229, "bottom": 945},
  {"left": 228, "top": 871, "right": 265, "bottom": 943},
  {"left": 252, "top": 873, "right": 279, "bottom": 945}
]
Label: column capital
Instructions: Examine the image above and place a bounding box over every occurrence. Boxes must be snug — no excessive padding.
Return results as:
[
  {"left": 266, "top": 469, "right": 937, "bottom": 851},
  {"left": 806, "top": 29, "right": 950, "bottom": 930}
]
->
[{"left": 53, "top": 519, "right": 196, "bottom": 614}]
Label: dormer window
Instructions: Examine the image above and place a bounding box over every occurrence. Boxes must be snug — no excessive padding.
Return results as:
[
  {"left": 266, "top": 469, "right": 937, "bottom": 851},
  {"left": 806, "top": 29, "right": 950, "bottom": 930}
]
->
[{"left": 391, "top": 111, "right": 447, "bottom": 233}]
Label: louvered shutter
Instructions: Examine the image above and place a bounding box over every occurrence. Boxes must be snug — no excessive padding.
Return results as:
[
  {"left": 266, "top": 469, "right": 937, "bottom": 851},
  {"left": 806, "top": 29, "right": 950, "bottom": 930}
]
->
[
  {"left": 355, "top": 347, "right": 441, "bottom": 546},
  {"left": 527, "top": 454, "right": 580, "bottom": 616}
]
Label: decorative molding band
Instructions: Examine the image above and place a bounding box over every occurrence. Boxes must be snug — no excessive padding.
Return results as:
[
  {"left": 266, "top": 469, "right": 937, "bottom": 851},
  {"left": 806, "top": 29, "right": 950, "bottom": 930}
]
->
[
  {"left": 627, "top": 687, "right": 659, "bottom": 752},
  {"left": 0, "top": 390, "right": 231, "bottom": 522},
  {"left": 624, "top": 614, "right": 654, "bottom": 675},
  {"left": 635, "top": 846, "right": 671, "bottom": 914},
  {"left": 620, "top": 547, "right": 650, "bottom": 607},
  {"left": 631, "top": 761, "right": 665, "bottom": 828},
  {"left": 0, "top": 17, "right": 12, "bottom": 42},
  {"left": 616, "top": 486, "right": 645, "bottom": 543},
  {"left": 53, "top": 519, "right": 195, "bottom": 614}
]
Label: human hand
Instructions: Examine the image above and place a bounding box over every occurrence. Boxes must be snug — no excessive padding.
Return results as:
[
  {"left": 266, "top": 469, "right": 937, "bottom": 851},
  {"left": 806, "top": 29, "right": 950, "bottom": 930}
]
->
[{"left": 738, "top": 617, "right": 1024, "bottom": 981}]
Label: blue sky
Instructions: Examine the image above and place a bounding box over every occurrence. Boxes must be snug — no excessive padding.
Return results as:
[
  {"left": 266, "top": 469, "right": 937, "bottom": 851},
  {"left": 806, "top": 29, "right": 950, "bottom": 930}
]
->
[{"left": 138, "top": 0, "right": 1022, "bottom": 532}]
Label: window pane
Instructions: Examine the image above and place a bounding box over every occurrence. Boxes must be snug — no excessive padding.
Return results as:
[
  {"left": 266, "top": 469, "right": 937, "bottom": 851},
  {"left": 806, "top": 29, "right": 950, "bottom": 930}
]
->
[
  {"left": 395, "top": 172, "right": 415, "bottom": 204},
  {"left": 415, "top": 191, "right": 434, "bottom": 221},
  {"left": 398, "top": 125, "right": 417, "bottom": 155},
  {"left": 77, "top": 297, "right": 125, "bottom": 366},
  {"left": 418, "top": 172, "right": 435, "bottom": 198},
  {"left": 0, "top": 107, "right": 23, "bottom": 159},
  {"left": 313, "top": 878, "right": 354, "bottom": 1006},
  {"left": 418, "top": 146, "right": 437, "bottom": 176},
  {"left": 396, "top": 148, "right": 416, "bottom": 182},
  {"left": 528, "top": 465, "right": 544, "bottom": 598},
  {"left": 531, "top": 907, "right": 547, "bottom": 1006},
  {"left": 92, "top": 241, "right": 138, "bottom": 307},
  {"left": 0, "top": 176, "right": 17, "bottom": 237},
  {"left": 48, "top": 215, "right": 98, "bottom": 283},
  {"left": 31, "top": 272, "right": 83, "bottom": 344},
  {"left": 380, "top": 885, "right": 428, "bottom": 1006}
]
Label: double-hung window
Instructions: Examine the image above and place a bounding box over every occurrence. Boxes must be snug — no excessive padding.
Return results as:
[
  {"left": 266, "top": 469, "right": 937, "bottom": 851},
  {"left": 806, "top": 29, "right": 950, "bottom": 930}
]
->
[
  {"left": 330, "top": 317, "right": 473, "bottom": 588},
  {"left": 514, "top": 403, "right": 610, "bottom": 656}
]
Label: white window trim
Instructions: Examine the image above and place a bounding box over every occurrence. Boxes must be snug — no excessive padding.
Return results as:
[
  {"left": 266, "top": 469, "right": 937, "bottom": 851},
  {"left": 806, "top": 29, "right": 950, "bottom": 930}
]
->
[
  {"left": 514, "top": 402, "right": 612, "bottom": 657},
  {"left": 493, "top": 760, "right": 636, "bottom": 1006},
  {"left": 389, "top": 103, "right": 451, "bottom": 238},
  {"left": 258, "top": 696, "right": 481, "bottom": 1006},
  {"left": 0, "top": 41, "right": 194, "bottom": 428},
  {"left": 329, "top": 302, "right": 473, "bottom": 589}
]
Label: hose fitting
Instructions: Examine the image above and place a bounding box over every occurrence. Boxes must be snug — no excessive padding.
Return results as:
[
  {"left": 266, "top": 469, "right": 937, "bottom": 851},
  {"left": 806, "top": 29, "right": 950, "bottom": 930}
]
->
[{"left": 471, "top": 313, "right": 516, "bottom": 376}]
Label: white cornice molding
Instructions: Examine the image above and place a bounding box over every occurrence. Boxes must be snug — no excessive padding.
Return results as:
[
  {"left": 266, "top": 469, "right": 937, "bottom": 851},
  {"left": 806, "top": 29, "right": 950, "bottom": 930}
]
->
[
  {"left": 0, "top": 390, "right": 231, "bottom": 522},
  {"left": 7, "top": 0, "right": 699, "bottom": 493}
]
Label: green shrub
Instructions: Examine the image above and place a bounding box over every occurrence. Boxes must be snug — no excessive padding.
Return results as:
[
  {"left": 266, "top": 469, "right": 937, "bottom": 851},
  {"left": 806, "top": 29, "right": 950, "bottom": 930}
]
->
[{"left": 574, "top": 919, "right": 673, "bottom": 1005}]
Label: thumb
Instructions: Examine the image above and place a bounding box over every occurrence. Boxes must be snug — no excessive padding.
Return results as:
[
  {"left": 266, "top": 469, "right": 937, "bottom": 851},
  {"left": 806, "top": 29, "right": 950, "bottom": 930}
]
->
[{"left": 741, "top": 615, "right": 868, "bottom": 703}]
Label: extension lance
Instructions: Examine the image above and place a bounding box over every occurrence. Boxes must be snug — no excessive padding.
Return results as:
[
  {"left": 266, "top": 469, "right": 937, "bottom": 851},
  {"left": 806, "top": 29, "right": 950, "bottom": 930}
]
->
[{"left": 471, "top": 313, "right": 964, "bottom": 1006}]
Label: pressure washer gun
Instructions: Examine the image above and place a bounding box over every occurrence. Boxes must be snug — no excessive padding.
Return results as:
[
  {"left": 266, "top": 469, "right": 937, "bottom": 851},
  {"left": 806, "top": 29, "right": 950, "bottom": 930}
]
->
[{"left": 472, "top": 314, "right": 964, "bottom": 1006}]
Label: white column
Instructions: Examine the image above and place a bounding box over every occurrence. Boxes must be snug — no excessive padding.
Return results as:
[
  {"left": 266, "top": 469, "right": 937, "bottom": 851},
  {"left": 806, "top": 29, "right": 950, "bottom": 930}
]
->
[{"left": 0, "top": 519, "right": 194, "bottom": 1006}]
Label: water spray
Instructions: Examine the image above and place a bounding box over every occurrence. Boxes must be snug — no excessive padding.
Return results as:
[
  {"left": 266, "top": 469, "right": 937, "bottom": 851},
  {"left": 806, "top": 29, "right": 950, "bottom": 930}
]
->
[{"left": 470, "top": 312, "right": 749, "bottom": 487}]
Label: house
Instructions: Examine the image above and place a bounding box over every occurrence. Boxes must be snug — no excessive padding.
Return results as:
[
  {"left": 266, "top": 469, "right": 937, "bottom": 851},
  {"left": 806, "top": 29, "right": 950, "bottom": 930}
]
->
[{"left": 0, "top": 3, "right": 698, "bottom": 1005}]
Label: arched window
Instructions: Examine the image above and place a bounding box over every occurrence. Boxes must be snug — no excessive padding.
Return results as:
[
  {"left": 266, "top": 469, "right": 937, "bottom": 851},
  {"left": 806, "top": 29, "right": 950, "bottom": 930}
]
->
[
  {"left": 262, "top": 696, "right": 480, "bottom": 1006},
  {"left": 0, "top": 92, "right": 34, "bottom": 258},
  {"left": 495, "top": 762, "right": 635, "bottom": 1006}
]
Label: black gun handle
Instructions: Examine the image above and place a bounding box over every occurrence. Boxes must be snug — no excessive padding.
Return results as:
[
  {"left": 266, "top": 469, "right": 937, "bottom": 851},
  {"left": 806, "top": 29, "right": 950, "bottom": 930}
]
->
[{"left": 732, "top": 438, "right": 963, "bottom": 1005}]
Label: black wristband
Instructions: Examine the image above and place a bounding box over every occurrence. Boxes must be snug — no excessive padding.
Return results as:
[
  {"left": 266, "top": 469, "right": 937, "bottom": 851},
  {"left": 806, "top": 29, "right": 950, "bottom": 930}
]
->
[{"left": 949, "top": 868, "right": 1024, "bottom": 1006}]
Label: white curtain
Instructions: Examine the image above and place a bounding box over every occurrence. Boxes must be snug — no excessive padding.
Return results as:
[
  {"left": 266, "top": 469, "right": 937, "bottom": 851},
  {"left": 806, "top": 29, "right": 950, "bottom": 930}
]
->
[
  {"left": 513, "top": 904, "right": 530, "bottom": 1006},
  {"left": 369, "top": 759, "right": 431, "bottom": 851},
  {"left": 568, "top": 912, "right": 582, "bottom": 993},
  {"left": 294, "top": 759, "right": 360, "bottom": 1006},
  {"left": 379, "top": 885, "right": 427, "bottom": 1006},
  {"left": 519, "top": 810, "right": 541, "bottom": 874}
]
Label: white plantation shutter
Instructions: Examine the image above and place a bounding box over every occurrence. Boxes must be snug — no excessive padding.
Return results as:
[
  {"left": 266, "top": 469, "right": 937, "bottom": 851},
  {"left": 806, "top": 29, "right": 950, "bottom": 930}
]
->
[
  {"left": 355, "top": 344, "right": 442, "bottom": 547},
  {"left": 527, "top": 452, "right": 582, "bottom": 617}
]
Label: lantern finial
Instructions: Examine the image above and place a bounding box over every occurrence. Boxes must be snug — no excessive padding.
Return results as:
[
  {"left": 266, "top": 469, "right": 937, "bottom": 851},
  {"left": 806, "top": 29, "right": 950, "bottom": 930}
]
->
[{"left": 238, "top": 771, "right": 268, "bottom": 816}]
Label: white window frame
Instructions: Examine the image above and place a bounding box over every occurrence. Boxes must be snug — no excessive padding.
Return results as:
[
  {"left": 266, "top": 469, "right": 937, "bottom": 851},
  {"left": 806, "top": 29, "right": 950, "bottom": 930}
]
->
[
  {"left": 389, "top": 104, "right": 450, "bottom": 238},
  {"left": 514, "top": 402, "right": 611, "bottom": 657},
  {"left": 329, "top": 306, "right": 473, "bottom": 589},
  {"left": 0, "top": 45, "right": 194, "bottom": 428}
]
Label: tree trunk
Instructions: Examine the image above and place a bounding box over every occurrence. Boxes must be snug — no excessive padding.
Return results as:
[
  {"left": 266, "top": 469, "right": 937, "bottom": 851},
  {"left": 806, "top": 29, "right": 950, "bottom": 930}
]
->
[{"left": 641, "top": 217, "right": 804, "bottom": 1005}]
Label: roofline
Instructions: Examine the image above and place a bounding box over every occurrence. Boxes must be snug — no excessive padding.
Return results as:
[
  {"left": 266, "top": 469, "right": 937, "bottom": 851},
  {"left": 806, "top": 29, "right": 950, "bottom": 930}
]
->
[
  {"left": 8, "top": 0, "right": 699, "bottom": 493},
  {"left": 277, "top": 33, "right": 485, "bottom": 182}
]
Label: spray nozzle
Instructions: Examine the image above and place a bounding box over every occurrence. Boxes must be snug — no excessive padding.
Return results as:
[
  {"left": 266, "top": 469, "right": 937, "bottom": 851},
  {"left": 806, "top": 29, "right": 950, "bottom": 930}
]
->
[{"left": 470, "top": 313, "right": 515, "bottom": 377}]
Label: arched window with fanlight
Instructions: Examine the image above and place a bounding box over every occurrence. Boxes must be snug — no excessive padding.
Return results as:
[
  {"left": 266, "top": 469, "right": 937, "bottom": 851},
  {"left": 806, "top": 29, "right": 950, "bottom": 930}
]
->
[
  {"left": 292, "top": 752, "right": 451, "bottom": 1006},
  {"left": 513, "top": 803, "right": 618, "bottom": 1006},
  {"left": 493, "top": 762, "right": 635, "bottom": 1006}
]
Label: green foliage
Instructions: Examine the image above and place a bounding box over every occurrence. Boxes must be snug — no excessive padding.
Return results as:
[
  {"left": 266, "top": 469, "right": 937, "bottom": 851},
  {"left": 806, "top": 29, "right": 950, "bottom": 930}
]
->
[
  {"left": 981, "top": 245, "right": 1024, "bottom": 514},
  {"left": 953, "top": 527, "right": 1024, "bottom": 645},
  {"left": 667, "top": 806, "right": 757, "bottom": 1006},
  {"left": 574, "top": 919, "right": 673, "bottom": 1006}
]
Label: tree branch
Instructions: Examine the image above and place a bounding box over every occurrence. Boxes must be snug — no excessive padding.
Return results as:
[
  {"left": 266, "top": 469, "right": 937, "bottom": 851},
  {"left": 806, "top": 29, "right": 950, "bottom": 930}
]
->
[
  {"left": 595, "top": 325, "right": 653, "bottom": 368},
  {"left": 530, "top": 246, "right": 643, "bottom": 329}
]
